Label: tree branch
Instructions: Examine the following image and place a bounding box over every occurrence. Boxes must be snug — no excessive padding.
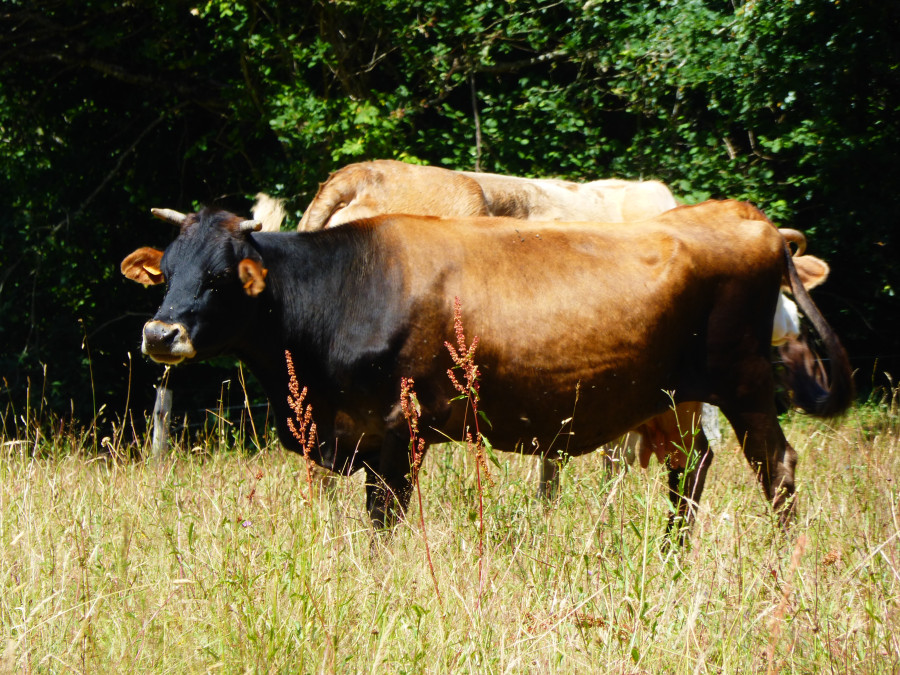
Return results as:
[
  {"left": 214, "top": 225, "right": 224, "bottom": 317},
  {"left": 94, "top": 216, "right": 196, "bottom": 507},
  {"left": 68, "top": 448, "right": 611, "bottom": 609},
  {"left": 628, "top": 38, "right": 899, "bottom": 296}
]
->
[
  {"left": 470, "top": 75, "right": 483, "bottom": 172},
  {"left": 51, "top": 109, "right": 176, "bottom": 235},
  {"left": 474, "top": 49, "right": 571, "bottom": 75}
]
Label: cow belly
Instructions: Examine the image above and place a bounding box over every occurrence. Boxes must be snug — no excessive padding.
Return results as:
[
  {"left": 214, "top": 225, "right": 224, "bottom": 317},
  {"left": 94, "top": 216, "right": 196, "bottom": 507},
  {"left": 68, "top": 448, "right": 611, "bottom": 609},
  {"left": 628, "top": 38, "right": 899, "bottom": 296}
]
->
[
  {"left": 635, "top": 402, "right": 706, "bottom": 469},
  {"left": 469, "top": 378, "right": 680, "bottom": 457}
]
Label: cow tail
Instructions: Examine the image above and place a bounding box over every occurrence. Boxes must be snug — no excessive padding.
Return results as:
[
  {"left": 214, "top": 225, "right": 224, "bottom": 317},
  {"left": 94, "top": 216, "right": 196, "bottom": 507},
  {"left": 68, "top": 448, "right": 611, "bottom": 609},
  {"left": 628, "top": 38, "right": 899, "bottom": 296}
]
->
[{"left": 780, "top": 243, "right": 854, "bottom": 417}]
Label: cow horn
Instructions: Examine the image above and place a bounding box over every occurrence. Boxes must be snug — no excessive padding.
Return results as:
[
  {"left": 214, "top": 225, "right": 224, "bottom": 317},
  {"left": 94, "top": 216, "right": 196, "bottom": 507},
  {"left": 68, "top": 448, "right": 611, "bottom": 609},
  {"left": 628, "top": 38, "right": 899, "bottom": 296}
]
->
[
  {"left": 779, "top": 228, "right": 806, "bottom": 256},
  {"left": 238, "top": 219, "right": 262, "bottom": 233},
  {"left": 150, "top": 208, "right": 189, "bottom": 226}
]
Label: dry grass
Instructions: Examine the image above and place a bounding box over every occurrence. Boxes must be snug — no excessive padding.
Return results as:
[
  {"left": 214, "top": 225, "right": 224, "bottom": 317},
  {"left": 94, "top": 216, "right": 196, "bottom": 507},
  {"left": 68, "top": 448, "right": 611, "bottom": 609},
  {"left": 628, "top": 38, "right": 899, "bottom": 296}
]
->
[{"left": 1, "top": 395, "right": 898, "bottom": 673}]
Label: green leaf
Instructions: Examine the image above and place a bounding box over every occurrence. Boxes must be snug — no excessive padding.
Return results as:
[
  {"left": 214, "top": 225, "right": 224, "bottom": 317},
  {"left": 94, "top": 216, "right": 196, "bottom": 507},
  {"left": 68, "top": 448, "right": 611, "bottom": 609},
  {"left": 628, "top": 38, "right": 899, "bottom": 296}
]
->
[{"left": 481, "top": 435, "right": 500, "bottom": 469}]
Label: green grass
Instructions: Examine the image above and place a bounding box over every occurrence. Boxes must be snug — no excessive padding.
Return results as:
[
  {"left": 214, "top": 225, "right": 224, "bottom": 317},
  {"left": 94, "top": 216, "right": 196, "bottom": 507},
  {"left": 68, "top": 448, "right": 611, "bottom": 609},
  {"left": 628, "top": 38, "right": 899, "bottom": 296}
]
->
[{"left": 1, "top": 397, "right": 898, "bottom": 673}]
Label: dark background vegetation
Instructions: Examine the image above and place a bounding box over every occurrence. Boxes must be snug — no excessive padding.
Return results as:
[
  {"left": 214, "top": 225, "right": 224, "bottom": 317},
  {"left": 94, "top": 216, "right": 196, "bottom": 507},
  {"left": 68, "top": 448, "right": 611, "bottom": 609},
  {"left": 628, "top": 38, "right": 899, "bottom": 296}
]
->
[{"left": 2, "top": 0, "right": 898, "bottom": 434}]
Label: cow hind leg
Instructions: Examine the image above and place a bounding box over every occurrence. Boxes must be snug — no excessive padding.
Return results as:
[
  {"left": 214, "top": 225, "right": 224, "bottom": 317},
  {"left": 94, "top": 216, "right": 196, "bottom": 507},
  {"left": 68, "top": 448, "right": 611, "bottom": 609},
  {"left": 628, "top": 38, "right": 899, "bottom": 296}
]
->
[{"left": 664, "top": 429, "right": 713, "bottom": 544}]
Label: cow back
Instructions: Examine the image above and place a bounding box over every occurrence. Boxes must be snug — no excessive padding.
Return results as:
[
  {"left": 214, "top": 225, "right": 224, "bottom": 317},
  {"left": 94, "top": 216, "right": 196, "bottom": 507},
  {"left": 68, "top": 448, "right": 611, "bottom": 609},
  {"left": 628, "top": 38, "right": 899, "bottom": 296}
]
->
[{"left": 298, "top": 160, "right": 489, "bottom": 230}]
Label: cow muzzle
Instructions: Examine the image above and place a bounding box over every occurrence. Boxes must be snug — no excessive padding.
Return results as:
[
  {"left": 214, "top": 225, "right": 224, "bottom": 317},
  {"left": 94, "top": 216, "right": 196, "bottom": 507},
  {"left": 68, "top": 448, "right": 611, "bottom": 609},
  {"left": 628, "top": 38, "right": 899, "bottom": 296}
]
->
[{"left": 142, "top": 320, "right": 197, "bottom": 365}]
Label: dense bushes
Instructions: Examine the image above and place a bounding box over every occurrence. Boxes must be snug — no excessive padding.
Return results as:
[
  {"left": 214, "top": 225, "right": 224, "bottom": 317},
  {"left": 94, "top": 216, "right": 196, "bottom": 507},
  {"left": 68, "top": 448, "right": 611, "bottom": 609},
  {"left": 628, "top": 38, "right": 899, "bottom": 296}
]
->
[{"left": 1, "top": 0, "right": 897, "bottom": 423}]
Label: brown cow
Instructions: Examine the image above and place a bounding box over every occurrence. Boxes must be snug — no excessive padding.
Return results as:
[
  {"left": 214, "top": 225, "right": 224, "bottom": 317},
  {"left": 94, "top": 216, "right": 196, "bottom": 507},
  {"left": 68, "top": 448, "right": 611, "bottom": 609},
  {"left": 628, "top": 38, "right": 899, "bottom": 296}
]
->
[
  {"left": 123, "top": 200, "right": 853, "bottom": 537},
  {"left": 298, "top": 161, "right": 694, "bottom": 490},
  {"left": 293, "top": 160, "right": 831, "bottom": 492}
]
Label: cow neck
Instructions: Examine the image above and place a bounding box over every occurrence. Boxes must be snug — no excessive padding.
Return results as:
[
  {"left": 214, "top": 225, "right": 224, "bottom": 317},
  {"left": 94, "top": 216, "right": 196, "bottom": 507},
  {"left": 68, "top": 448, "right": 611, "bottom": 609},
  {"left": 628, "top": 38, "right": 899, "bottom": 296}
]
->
[{"left": 231, "top": 228, "right": 385, "bottom": 445}]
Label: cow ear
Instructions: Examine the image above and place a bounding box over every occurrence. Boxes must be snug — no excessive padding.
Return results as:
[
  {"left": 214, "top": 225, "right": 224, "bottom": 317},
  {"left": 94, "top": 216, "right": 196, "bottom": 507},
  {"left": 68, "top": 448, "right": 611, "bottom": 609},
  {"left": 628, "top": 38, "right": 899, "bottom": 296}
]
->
[
  {"left": 793, "top": 255, "right": 830, "bottom": 290},
  {"left": 238, "top": 258, "right": 268, "bottom": 297},
  {"left": 121, "top": 247, "right": 165, "bottom": 285}
]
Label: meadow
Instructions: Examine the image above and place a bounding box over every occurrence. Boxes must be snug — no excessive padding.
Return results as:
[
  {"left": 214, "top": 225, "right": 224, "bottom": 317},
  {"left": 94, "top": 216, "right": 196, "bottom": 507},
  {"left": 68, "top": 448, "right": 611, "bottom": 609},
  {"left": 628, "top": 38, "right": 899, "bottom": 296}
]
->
[{"left": 1, "top": 391, "right": 898, "bottom": 673}]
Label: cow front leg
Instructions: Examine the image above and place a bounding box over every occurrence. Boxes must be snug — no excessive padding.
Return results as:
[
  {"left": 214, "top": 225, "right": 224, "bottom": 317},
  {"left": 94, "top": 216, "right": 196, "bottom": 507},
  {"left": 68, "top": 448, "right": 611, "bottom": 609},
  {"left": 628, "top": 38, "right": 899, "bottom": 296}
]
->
[
  {"left": 538, "top": 455, "right": 560, "bottom": 499},
  {"left": 364, "top": 466, "right": 412, "bottom": 529},
  {"left": 364, "top": 433, "right": 413, "bottom": 529}
]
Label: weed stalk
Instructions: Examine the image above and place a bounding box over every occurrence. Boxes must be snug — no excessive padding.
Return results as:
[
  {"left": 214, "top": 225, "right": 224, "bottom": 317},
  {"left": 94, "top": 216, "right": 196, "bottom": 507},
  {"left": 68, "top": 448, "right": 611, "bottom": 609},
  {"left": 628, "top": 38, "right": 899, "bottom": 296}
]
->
[
  {"left": 400, "top": 376, "right": 443, "bottom": 608},
  {"left": 445, "top": 296, "right": 493, "bottom": 600},
  {"left": 767, "top": 534, "right": 808, "bottom": 675},
  {"left": 238, "top": 363, "right": 262, "bottom": 452},
  {"left": 285, "top": 350, "right": 318, "bottom": 503}
]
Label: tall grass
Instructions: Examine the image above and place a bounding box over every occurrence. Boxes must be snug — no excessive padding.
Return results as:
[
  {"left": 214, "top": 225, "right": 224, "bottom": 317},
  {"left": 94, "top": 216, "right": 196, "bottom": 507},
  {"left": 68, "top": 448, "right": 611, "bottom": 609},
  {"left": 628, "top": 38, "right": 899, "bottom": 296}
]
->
[{"left": 1, "top": 390, "right": 898, "bottom": 673}]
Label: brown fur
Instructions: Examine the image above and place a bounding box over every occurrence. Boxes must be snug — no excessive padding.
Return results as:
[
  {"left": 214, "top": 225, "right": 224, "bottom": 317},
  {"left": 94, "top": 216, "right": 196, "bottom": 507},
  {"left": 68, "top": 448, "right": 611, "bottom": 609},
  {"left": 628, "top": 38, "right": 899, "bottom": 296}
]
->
[
  {"left": 295, "top": 162, "right": 831, "bottom": 505},
  {"left": 789, "top": 255, "right": 830, "bottom": 291},
  {"left": 238, "top": 259, "right": 268, "bottom": 296},
  {"left": 367, "top": 201, "right": 850, "bottom": 527},
  {"left": 298, "top": 161, "right": 692, "bottom": 478},
  {"left": 123, "top": 200, "right": 853, "bottom": 532},
  {"left": 121, "top": 247, "right": 164, "bottom": 285},
  {"left": 374, "top": 201, "right": 776, "bottom": 448}
]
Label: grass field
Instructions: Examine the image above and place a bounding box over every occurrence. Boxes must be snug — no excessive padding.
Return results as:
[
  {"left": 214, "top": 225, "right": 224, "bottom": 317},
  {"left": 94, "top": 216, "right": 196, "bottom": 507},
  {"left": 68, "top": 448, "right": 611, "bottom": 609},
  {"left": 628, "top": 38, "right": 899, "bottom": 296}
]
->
[{"left": 1, "top": 394, "right": 898, "bottom": 673}]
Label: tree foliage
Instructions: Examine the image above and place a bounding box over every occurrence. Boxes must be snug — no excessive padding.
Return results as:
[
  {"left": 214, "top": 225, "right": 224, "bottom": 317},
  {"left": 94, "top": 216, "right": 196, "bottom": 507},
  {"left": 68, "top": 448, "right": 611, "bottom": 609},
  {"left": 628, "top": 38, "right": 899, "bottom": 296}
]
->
[{"left": 1, "top": 0, "right": 898, "bottom": 423}]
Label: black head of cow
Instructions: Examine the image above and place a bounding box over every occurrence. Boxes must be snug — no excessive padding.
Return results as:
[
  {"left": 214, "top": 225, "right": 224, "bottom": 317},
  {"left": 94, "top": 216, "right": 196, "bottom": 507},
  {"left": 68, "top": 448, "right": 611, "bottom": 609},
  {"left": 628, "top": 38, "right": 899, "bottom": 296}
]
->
[{"left": 121, "top": 207, "right": 267, "bottom": 365}]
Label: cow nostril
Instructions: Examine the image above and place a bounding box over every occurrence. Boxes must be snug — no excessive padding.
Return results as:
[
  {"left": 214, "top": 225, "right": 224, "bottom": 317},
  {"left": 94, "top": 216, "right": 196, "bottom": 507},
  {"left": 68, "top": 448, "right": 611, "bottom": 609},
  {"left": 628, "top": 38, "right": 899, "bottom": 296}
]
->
[
  {"left": 142, "top": 320, "right": 196, "bottom": 363},
  {"left": 146, "top": 322, "right": 180, "bottom": 345},
  {"left": 143, "top": 320, "right": 190, "bottom": 351}
]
